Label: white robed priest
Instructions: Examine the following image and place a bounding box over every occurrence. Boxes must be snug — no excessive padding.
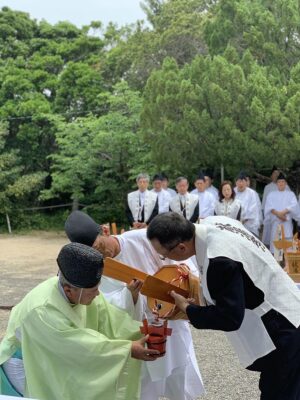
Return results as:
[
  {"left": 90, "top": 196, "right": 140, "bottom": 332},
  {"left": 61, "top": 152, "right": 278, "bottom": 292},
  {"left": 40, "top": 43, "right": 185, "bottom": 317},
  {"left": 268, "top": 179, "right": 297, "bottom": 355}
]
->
[
  {"left": 204, "top": 169, "right": 219, "bottom": 201},
  {"left": 261, "top": 166, "right": 291, "bottom": 246},
  {"left": 151, "top": 173, "right": 172, "bottom": 214},
  {"left": 191, "top": 172, "right": 216, "bottom": 219},
  {"left": 234, "top": 172, "right": 261, "bottom": 236},
  {"left": 264, "top": 172, "right": 300, "bottom": 254},
  {"left": 65, "top": 211, "right": 205, "bottom": 400}
]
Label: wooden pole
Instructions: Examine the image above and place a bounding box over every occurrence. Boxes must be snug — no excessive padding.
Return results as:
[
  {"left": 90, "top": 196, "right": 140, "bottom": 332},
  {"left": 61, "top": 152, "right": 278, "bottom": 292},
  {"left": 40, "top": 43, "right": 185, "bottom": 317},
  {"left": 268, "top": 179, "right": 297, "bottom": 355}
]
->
[
  {"left": 220, "top": 164, "right": 224, "bottom": 182},
  {"left": 6, "top": 213, "right": 12, "bottom": 234},
  {"left": 111, "top": 222, "right": 118, "bottom": 235},
  {"left": 72, "top": 198, "right": 79, "bottom": 211}
]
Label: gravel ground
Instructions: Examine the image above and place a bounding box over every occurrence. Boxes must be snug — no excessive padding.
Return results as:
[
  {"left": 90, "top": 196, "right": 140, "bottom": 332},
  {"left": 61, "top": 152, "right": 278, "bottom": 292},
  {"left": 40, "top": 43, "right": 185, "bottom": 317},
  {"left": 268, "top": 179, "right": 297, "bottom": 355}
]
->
[
  {"left": 0, "top": 232, "right": 260, "bottom": 399},
  {"left": 192, "top": 329, "right": 259, "bottom": 399}
]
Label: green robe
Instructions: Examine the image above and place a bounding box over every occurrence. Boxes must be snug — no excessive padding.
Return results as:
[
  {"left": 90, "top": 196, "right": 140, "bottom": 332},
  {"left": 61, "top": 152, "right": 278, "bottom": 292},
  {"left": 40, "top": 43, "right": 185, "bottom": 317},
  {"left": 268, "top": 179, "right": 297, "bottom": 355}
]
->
[{"left": 0, "top": 277, "right": 142, "bottom": 400}]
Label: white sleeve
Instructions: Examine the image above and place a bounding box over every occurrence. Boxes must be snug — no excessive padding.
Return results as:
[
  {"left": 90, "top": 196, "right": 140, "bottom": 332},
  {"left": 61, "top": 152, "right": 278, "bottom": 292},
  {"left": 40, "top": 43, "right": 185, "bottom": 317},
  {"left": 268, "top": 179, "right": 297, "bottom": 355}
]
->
[{"left": 100, "top": 277, "right": 145, "bottom": 320}]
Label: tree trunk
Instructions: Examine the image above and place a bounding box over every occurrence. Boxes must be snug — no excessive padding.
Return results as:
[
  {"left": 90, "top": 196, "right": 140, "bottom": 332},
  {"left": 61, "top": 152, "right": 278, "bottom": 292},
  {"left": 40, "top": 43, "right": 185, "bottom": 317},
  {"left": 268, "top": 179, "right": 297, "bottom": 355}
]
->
[
  {"left": 72, "top": 198, "right": 79, "bottom": 211},
  {"left": 6, "top": 213, "right": 12, "bottom": 234}
]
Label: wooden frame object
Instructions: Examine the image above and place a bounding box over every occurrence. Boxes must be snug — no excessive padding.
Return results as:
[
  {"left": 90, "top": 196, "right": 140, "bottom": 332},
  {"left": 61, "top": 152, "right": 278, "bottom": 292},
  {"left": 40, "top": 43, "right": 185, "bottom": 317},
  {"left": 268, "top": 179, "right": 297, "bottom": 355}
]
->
[
  {"left": 103, "top": 257, "right": 147, "bottom": 283},
  {"left": 273, "top": 226, "right": 300, "bottom": 274},
  {"left": 103, "top": 258, "right": 189, "bottom": 304},
  {"left": 289, "top": 273, "right": 300, "bottom": 283}
]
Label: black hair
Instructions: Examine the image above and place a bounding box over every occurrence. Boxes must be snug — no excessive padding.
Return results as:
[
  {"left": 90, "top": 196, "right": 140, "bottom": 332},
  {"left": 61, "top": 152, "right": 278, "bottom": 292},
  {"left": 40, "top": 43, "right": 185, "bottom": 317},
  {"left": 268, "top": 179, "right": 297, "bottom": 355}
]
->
[
  {"left": 147, "top": 212, "right": 195, "bottom": 249},
  {"left": 152, "top": 173, "right": 164, "bottom": 181},
  {"left": 219, "top": 180, "right": 236, "bottom": 201}
]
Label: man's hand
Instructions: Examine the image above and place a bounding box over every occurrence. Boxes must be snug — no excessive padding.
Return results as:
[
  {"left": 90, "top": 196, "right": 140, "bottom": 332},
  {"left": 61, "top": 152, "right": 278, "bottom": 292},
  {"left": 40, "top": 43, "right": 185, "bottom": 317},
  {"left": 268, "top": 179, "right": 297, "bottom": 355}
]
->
[
  {"left": 131, "top": 335, "right": 160, "bottom": 361},
  {"left": 170, "top": 290, "right": 195, "bottom": 313},
  {"left": 272, "top": 209, "right": 288, "bottom": 221},
  {"left": 177, "top": 263, "right": 190, "bottom": 275},
  {"left": 276, "top": 211, "right": 287, "bottom": 221},
  {"left": 126, "top": 279, "right": 143, "bottom": 304}
]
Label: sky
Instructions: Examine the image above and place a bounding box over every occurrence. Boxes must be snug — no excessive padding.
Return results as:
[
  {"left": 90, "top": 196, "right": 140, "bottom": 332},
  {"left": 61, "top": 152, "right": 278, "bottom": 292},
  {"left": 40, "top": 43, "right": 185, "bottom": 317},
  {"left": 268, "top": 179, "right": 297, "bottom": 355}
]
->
[{"left": 0, "top": 0, "right": 147, "bottom": 27}]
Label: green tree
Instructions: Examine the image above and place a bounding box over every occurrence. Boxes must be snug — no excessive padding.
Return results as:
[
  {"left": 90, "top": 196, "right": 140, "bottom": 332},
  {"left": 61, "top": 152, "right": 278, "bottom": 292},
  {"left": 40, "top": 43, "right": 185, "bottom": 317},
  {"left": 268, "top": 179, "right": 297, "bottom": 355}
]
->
[
  {"left": 141, "top": 54, "right": 300, "bottom": 178},
  {"left": 0, "top": 122, "right": 46, "bottom": 227},
  {"left": 104, "top": 0, "right": 211, "bottom": 89},
  {"left": 204, "top": 0, "right": 300, "bottom": 79},
  {"left": 43, "top": 82, "right": 147, "bottom": 223},
  {"left": 54, "top": 61, "right": 103, "bottom": 116}
]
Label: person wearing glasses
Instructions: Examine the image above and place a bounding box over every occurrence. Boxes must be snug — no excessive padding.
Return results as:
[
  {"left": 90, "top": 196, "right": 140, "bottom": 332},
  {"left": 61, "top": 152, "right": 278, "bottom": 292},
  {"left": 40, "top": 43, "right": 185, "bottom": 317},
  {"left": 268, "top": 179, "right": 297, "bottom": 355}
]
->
[{"left": 147, "top": 212, "right": 300, "bottom": 400}]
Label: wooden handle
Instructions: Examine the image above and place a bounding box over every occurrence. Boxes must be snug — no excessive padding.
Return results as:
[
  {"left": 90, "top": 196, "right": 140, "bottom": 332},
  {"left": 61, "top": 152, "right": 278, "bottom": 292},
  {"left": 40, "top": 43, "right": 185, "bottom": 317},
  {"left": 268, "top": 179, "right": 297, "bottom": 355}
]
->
[
  {"left": 289, "top": 273, "right": 300, "bottom": 283},
  {"left": 141, "top": 275, "right": 189, "bottom": 304},
  {"left": 103, "top": 258, "right": 190, "bottom": 304},
  {"left": 103, "top": 257, "right": 148, "bottom": 283},
  {"left": 111, "top": 223, "right": 118, "bottom": 235}
]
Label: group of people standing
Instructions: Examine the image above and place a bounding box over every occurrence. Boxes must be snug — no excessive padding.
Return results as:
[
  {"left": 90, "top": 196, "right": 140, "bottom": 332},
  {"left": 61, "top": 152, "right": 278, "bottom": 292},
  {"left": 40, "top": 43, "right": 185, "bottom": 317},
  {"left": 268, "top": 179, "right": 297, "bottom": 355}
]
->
[
  {"left": 1, "top": 168, "right": 300, "bottom": 400},
  {"left": 126, "top": 167, "right": 300, "bottom": 255}
]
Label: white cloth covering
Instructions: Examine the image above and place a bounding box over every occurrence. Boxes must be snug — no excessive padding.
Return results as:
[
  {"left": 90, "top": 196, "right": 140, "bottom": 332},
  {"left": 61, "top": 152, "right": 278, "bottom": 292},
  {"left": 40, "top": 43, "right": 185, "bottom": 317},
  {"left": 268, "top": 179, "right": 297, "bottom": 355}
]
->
[
  {"left": 262, "top": 183, "right": 291, "bottom": 245},
  {"left": 206, "top": 185, "right": 219, "bottom": 201},
  {"left": 252, "top": 189, "right": 263, "bottom": 226},
  {"left": 262, "top": 182, "right": 291, "bottom": 210},
  {"left": 100, "top": 229, "right": 205, "bottom": 400},
  {"left": 127, "top": 190, "right": 157, "bottom": 222},
  {"left": 151, "top": 189, "right": 171, "bottom": 214},
  {"left": 234, "top": 187, "right": 260, "bottom": 235},
  {"left": 194, "top": 216, "right": 300, "bottom": 367},
  {"left": 2, "top": 357, "right": 25, "bottom": 395},
  {"left": 169, "top": 193, "right": 198, "bottom": 221},
  {"left": 214, "top": 198, "right": 241, "bottom": 220},
  {"left": 166, "top": 188, "right": 177, "bottom": 198},
  {"left": 262, "top": 182, "right": 278, "bottom": 210},
  {"left": 191, "top": 189, "right": 215, "bottom": 218},
  {"left": 264, "top": 189, "right": 300, "bottom": 253}
]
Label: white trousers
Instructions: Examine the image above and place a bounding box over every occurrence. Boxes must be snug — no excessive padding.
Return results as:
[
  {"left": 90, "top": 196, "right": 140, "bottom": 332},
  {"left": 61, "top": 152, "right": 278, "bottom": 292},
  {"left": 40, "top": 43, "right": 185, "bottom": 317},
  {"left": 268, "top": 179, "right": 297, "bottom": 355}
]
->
[{"left": 2, "top": 357, "right": 25, "bottom": 395}]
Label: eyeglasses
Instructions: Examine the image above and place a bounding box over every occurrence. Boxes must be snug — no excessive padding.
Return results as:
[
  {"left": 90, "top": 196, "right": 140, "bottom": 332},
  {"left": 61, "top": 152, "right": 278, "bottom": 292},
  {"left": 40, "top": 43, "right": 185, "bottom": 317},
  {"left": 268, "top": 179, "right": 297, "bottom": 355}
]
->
[{"left": 158, "top": 241, "right": 181, "bottom": 260}]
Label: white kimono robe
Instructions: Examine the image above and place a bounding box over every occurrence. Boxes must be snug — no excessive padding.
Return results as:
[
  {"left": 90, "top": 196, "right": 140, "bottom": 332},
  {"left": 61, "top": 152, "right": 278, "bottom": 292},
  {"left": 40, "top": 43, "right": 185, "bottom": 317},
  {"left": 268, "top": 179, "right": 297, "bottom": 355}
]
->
[
  {"left": 127, "top": 190, "right": 157, "bottom": 223},
  {"left": 169, "top": 193, "right": 199, "bottom": 222},
  {"left": 166, "top": 188, "right": 177, "bottom": 198},
  {"left": 191, "top": 189, "right": 215, "bottom": 218},
  {"left": 262, "top": 183, "right": 291, "bottom": 245},
  {"left": 100, "top": 229, "right": 205, "bottom": 400},
  {"left": 206, "top": 185, "right": 219, "bottom": 201},
  {"left": 264, "top": 189, "right": 300, "bottom": 253},
  {"left": 234, "top": 187, "right": 260, "bottom": 236},
  {"left": 262, "top": 182, "right": 278, "bottom": 245},
  {"left": 194, "top": 216, "right": 300, "bottom": 368},
  {"left": 262, "top": 182, "right": 278, "bottom": 210},
  {"left": 151, "top": 189, "right": 171, "bottom": 214},
  {"left": 214, "top": 198, "right": 242, "bottom": 220},
  {"left": 252, "top": 189, "right": 263, "bottom": 226}
]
